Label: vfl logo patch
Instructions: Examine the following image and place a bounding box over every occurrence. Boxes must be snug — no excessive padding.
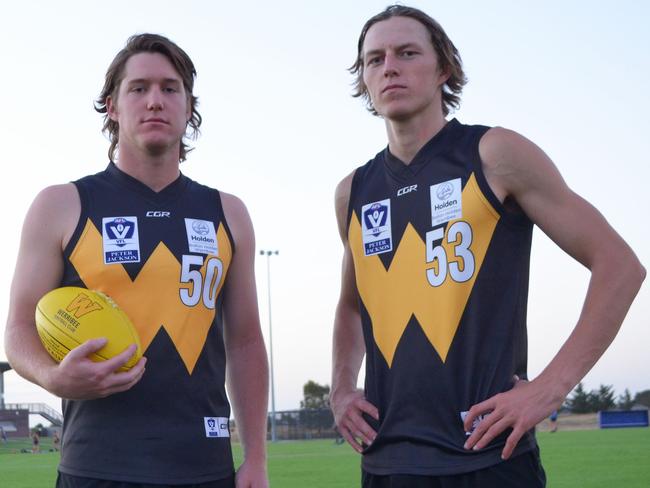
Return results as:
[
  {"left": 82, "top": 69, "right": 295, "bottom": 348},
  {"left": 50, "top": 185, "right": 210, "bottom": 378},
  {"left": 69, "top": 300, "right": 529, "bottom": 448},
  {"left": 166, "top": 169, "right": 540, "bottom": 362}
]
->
[
  {"left": 430, "top": 178, "right": 462, "bottom": 226},
  {"left": 361, "top": 199, "right": 393, "bottom": 256},
  {"left": 102, "top": 217, "right": 140, "bottom": 264},
  {"left": 185, "top": 219, "right": 218, "bottom": 255},
  {"left": 204, "top": 417, "right": 230, "bottom": 438}
]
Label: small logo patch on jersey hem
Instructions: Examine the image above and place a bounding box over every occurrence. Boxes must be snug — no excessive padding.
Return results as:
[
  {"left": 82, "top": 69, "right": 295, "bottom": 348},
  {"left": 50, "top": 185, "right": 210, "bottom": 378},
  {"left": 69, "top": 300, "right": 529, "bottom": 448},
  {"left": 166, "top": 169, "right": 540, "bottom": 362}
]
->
[
  {"left": 361, "top": 199, "right": 393, "bottom": 256},
  {"left": 185, "top": 219, "right": 218, "bottom": 255},
  {"left": 430, "top": 178, "right": 462, "bottom": 226},
  {"left": 460, "top": 410, "right": 488, "bottom": 436},
  {"left": 204, "top": 417, "right": 230, "bottom": 438},
  {"left": 102, "top": 217, "right": 140, "bottom": 264}
]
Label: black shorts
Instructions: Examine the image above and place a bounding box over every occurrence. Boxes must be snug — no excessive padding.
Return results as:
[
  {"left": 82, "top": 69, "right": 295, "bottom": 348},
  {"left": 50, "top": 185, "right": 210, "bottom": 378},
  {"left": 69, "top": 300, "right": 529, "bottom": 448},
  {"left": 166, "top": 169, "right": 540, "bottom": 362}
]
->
[
  {"left": 362, "top": 448, "right": 546, "bottom": 488},
  {"left": 56, "top": 472, "right": 236, "bottom": 488}
]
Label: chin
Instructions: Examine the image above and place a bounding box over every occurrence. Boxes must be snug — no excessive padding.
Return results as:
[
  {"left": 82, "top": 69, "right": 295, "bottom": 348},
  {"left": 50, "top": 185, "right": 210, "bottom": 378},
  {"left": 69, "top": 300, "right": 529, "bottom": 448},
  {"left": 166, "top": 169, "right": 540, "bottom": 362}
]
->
[
  {"left": 380, "top": 107, "right": 416, "bottom": 122},
  {"left": 380, "top": 101, "right": 434, "bottom": 122},
  {"left": 143, "top": 140, "right": 173, "bottom": 157}
]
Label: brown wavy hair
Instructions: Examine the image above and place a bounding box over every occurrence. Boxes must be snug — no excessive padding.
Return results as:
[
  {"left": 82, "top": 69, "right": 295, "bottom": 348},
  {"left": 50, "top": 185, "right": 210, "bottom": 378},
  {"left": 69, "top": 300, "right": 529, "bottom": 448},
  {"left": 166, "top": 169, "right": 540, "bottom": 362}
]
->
[
  {"left": 94, "top": 33, "right": 202, "bottom": 162},
  {"left": 350, "top": 5, "right": 467, "bottom": 117}
]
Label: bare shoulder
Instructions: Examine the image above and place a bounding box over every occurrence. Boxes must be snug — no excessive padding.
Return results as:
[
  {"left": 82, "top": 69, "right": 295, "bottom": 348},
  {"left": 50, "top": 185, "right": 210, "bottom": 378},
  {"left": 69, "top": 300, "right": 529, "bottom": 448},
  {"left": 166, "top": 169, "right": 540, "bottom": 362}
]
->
[
  {"left": 220, "top": 191, "right": 254, "bottom": 248},
  {"left": 334, "top": 170, "right": 356, "bottom": 240},
  {"left": 11, "top": 184, "right": 80, "bottom": 303},
  {"left": 335, "top": 170, "right": 355, "bottom": 215},
  {"left": 33, "top": 183, "right": 79, "bottom": 209},
  {"left": 479, "top": 127, "right": 564, "bottom": 202},
  {"left": 220, "top": 191, "right": 249, "bottom": 221},
  {"left": 479, "top": 127, "right": 545, "bottom": 167},
  {"left": 27, "top": 183, "right": 80, "bottom": 248}
]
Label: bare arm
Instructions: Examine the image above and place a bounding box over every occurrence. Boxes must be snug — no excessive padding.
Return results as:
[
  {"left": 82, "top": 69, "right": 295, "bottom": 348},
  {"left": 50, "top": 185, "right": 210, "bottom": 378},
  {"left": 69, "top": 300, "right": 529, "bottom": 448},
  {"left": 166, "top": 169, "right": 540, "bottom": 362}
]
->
[
  {"left": 4, "top": 184, "right": 145, "bottom": 400},
  {"left": 464, "top": 128, "right": 646, "bottom": 458},
  {"left": 221, "top": 193, "right": 269, "bottom": 488},
  {"left": 330, "top": 172, "right": 379, "bottom": 453}
]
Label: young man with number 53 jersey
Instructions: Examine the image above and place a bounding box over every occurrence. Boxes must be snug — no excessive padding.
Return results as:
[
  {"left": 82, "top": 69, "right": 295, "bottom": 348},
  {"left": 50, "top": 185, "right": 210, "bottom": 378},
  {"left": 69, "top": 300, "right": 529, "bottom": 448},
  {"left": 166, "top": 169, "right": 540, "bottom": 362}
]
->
[
  {"left": 330, "top": 5, "right": 645, "bottom": 487},
  {"left": 5, "top": 34, "right": 269, "bottom": 488}
]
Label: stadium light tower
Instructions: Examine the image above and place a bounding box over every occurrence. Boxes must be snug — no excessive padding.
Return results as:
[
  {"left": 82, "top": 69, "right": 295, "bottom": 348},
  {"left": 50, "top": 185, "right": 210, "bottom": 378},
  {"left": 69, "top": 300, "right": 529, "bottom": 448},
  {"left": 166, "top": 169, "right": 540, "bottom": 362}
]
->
[{"left": 260, "top": 249, "right": 279, "bottom": 442}]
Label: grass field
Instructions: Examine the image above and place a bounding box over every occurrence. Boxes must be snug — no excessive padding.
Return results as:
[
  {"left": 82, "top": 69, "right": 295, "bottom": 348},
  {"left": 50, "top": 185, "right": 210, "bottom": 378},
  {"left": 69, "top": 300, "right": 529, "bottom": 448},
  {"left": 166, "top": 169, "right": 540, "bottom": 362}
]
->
[{"left": 1, "top": 429, "right": 648, "bottom": 487}]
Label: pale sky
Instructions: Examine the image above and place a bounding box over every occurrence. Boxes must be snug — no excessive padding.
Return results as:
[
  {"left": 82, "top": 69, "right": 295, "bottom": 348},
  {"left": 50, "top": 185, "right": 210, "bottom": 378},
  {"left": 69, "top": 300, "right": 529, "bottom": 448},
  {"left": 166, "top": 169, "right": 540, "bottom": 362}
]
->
[{"left": 1, "top": 0, "right": 648, "bottom": 415}]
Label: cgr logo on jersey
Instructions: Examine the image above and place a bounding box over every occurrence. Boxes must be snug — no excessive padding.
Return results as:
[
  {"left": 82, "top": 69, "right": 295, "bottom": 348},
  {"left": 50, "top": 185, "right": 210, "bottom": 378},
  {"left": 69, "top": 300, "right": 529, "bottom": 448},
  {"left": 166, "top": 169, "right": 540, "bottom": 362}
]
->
[
  {"left": 397, "top": 184, "right": 417, "bottom": 196},
  {"left": 430, "top": 178, "right": 462, "bottom": 226},
  {"left": 361, "top": 199, "right": 393, "bottom": 256},
  {"left": 145, "top": 211, "right": 171, "bottom": 217},
  {"left": 204, "top": 417, "right": 230, "bottom": 438},
  {"left": 185, "top": 218, "right": 218, "bottom": 255},
  {"left": 102, "top": 217, "right": 140, "bottom": 264}
]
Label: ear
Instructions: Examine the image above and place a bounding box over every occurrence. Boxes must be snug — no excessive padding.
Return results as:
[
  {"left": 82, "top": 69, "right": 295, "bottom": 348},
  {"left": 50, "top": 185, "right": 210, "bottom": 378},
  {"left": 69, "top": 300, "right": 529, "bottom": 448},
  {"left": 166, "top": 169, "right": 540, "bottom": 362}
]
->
[
  {"left": 437, "top": 65, "right": 451, "bottom": 86},
  {"left": 107, "top": 95, "right": 118, "bottom": 121}
]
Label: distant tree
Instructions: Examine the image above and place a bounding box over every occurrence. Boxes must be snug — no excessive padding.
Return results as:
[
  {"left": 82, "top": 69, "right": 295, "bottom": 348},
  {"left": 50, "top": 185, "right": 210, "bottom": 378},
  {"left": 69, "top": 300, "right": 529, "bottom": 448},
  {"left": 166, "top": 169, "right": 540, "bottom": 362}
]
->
[
  {"left": 617, "top": 388, "right": 634, "bottom": 410},
  {"left": 301, "top": 380, "right": 330, "bottom": 409},
  {"left": 594, "top": 384, "right": 616, "bottom": 411},
  {"left": 567, "top": 382, "right": 591, "bottom": 413},
  {"left": 633, "top": 390, "right": 650, "bottom": 408},
  {"left": 586, "top": 390, "right": 600, "bottom": 412}
]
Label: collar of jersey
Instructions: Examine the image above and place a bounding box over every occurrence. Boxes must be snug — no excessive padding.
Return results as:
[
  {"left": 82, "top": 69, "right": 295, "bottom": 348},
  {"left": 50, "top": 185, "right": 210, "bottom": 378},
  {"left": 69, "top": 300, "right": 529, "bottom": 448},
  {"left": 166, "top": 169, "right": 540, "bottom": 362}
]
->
[
  {"left": 105, "top": 162, "right": 189, "bottom": 204},
  {"left": 383, "top": 118, "right": 459, "bottom": 179}
]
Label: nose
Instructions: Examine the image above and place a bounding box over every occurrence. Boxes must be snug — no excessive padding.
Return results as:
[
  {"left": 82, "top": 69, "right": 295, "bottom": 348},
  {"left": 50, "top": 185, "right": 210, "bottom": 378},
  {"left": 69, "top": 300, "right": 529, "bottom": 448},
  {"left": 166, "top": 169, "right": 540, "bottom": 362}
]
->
[
  {"left": 383, "top": 53, "right": 399, "bottom": 77},
  {"left": 147, "top": 87, "right": 164, "bottom": 111}
]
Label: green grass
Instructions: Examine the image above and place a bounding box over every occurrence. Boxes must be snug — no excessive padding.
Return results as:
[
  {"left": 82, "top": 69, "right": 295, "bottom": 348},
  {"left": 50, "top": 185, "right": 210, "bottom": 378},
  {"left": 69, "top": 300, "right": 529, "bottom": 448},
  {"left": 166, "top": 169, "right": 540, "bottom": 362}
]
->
[
  {"left": 0, "top": 437, "right": 61, "bottom": 488},
  {"left": 540, "top": 428, "right": 650, "bottom": 488},
  {"left": 1, "top": 429, "right": 648, "bottom": 487},
  {"left": 236, "top": 439, "right": 362, "bottom": 487}
]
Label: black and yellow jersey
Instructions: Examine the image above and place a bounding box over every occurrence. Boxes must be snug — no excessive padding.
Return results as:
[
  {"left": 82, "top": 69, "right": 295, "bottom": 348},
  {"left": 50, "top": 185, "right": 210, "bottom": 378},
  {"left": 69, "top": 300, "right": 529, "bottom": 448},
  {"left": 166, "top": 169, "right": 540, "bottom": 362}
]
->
[
  {"left": 348, "top": 119, "right": 537, "bottom": 475},
  {"left": 58, "top": 163, "right": 235, "bottom": 483}
]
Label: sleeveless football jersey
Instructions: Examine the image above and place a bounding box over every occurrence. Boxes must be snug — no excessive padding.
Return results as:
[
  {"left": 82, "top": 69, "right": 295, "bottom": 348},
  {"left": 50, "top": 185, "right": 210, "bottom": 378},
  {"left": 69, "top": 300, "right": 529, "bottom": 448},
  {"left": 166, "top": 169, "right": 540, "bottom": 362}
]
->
[
  {"left": 348, "top": 119, "right": 537, "bottom": 475},
  {"left": 58, "top": 163, "right": 235, "bottom": 483}
]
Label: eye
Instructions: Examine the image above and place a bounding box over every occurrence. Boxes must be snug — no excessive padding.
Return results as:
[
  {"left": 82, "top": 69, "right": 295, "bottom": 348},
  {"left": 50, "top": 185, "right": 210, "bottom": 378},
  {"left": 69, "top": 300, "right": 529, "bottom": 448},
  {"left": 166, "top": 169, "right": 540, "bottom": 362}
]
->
[
  {"left": 400, "top": 50, "right": 418, "bottom": 58},
  {"left": 130, "top": 86, "right": 145, "bottom": 93},
  {"left": 163, "top": 86, "right": 179, "bottom": 93},
  {"left": 366, "top": 56, "right": 383, "bottom": 67}
]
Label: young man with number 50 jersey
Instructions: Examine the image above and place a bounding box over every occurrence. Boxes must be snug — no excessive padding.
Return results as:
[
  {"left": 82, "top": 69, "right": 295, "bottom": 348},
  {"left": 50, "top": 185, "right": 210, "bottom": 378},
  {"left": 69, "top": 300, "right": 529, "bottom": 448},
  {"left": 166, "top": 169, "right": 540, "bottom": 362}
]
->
[{"left": 5, "top": 34, "right": 269, "bottom": 488}]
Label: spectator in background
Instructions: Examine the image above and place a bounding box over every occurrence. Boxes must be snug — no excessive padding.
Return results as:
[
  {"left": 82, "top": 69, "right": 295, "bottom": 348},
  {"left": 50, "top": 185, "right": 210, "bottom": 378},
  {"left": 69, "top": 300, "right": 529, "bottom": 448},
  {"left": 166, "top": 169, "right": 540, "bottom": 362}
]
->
[
  {"left": 32, "top": 430, "right": 40, "bottom": 453},
  {"left": 53, "top": 430, "right": 61, "bottom": 451}
]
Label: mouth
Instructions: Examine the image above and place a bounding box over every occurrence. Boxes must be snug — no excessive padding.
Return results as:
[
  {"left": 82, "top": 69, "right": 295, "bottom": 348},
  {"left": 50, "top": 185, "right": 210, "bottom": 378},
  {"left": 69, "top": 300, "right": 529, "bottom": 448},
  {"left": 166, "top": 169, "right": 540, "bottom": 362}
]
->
[
  {"left": 142, "top": 118, "right": 168, "bottom": 125},
  {"left": 382, "top": 84, "right": 406, "bottom": 94}
]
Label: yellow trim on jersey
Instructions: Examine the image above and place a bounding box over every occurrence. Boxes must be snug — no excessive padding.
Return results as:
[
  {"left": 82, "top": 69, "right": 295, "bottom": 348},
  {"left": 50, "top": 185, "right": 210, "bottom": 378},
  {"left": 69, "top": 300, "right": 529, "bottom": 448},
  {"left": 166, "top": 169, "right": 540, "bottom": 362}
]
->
[
  {"left": 349, "top": 173, "right": 499, "bottom": 367},
  {"left": 69, "top": 219, "right": 232, "bottom": 374}
]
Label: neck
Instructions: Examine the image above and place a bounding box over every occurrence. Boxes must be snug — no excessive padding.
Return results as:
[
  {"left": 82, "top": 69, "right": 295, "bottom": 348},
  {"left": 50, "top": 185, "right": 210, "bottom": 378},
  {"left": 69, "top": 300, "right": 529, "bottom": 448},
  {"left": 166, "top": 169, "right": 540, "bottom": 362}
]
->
[
  {"left": 384, "top": 110, "right": 447, "bottom": 165},
  {"left": 115, "top": 145, "right": 181, "bottom": 192}
]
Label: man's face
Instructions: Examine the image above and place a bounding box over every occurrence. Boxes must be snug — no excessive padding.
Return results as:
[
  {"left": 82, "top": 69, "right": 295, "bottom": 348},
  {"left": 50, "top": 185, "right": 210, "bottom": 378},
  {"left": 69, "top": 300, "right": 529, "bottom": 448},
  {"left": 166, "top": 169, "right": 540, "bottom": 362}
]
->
[
  {"left": 107, "top": 52, "right": 190, "bottom": 159},
  {"left": 361, "top": 16, "right": 447, "bottom": 121}
]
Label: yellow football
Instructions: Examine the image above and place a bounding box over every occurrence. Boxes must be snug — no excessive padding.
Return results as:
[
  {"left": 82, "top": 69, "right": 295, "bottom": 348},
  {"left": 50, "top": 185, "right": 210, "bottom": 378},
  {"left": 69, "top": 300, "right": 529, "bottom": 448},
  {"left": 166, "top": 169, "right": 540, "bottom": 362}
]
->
[{"left": 35, "top": 287, "right": 142, "bottom": 371}]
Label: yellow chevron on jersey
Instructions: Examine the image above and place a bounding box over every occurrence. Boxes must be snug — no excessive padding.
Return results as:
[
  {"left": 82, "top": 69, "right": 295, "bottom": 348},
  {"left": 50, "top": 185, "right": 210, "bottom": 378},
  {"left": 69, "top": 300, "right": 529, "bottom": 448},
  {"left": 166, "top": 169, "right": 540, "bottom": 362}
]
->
[
  {"left": 350, "top": 173, "right": 499, "bottom": 367},
  {"left": 69, "top": 218, "right": 232, "bottom": 374}
]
